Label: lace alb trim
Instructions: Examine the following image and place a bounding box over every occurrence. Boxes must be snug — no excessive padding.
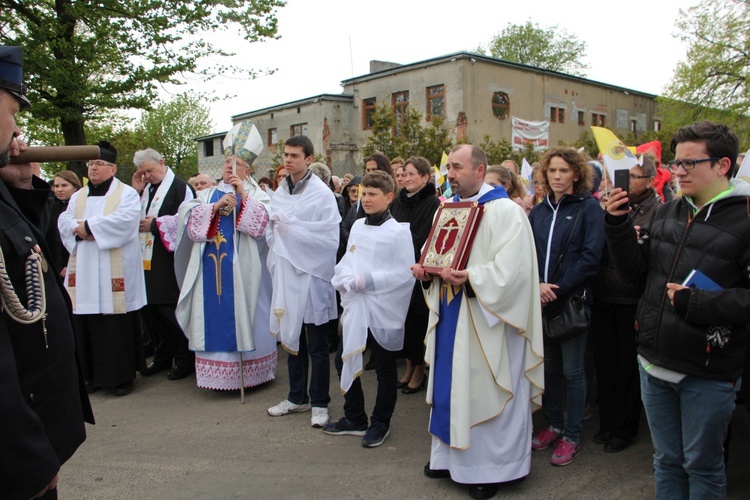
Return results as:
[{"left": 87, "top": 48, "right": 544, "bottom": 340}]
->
[
  {"left": 156, "top": 214, "right": 178, "bottom": 252},
  {"left": 236, "top": 198, "right": 269, "bottom": 238},
  {"left": 195, "top": 351, "right": 277, "bottom": 391},
  {"left": 186, "top": 204, "right": 214, "bottom": 242}
]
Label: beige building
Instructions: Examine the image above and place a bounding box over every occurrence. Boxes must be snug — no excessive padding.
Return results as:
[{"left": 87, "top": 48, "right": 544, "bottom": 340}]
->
[{"left": 197, "top": 51, "right": 659, "bottom": 178}]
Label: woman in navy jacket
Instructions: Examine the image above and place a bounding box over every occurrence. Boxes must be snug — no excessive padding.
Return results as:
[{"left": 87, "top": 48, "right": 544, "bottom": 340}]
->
[{"left": 528, "top": 147, "right": 604, "bottom": 466}]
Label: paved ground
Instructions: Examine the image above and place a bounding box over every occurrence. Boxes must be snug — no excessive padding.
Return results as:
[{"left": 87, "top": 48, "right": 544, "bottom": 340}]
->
[{"left": 59, "top": 345, "right": 750, "bottom": 499}]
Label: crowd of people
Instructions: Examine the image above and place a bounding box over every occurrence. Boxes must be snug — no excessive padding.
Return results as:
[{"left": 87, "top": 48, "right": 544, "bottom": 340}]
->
[{"left": 2, "top": 44, "right": 750, "bottom": 500}]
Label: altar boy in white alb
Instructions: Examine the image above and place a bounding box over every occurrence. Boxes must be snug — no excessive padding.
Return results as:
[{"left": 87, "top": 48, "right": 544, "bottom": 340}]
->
[
  {"left": 325, "top": 171, "right": 414, "bottom": 448},
  {"left": 266, "top": 135, "right": 340, "bottom": 428},
  {"left": 58, "top": 140, "right": 147, "bottom": 397}
]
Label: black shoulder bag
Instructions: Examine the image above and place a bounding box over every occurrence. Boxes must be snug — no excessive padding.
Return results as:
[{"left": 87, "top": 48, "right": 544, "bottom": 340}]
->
[{"left": 542, "top": 205, "right": 590, "bottom": 344}]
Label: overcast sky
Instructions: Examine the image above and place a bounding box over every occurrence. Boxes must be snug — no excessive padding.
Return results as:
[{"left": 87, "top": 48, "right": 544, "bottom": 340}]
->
[{"left": 160, "top": 0, "right": 700, "bottom": 134}]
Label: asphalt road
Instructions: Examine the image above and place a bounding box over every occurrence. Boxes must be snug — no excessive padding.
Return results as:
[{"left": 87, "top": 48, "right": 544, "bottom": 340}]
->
[{"left": 59, "top": 345, "right": 750, "bottom": 499}]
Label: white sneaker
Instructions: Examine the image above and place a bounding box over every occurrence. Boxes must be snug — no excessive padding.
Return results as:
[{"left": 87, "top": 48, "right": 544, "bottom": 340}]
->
[
  {"left": 311, "top": 407, "right": 329, "bottom": 428},
  {"left": 267, "top": 399, "right": 312, "bottom": 417}
]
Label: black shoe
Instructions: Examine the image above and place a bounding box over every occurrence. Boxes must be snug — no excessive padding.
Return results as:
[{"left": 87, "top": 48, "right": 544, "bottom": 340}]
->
[
  {"left": 593, "top": 430, "right": 611, "bottom": 444},
  {"left": 113, "top": 382, "right": 133, "bottom": 397},
  {"left": 167, "top": 365, "right": 195, "bottom": 380},
  {"left": 401, "top": 378, "right": 426, "bottom": 394},
  {"left": 604, "top": 436, "right": 629, "bottom": 453},
  {"left": 397, "top": 379, "right": 409, "bottom": 389},
  {"left": 469, "top": 483, "right": 500, "bottom": 499},
  {"left": 85, "top": 381, "right": 99, "bottom": 394},
  {"left": 424, "top": 462, "right": 450, "bottom": 479},
  {"left": 141, "top": 360, "right": 172, "bottom": 376}
]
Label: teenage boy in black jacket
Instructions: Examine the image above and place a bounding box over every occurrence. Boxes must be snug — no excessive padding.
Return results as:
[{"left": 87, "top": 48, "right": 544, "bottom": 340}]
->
[{"left": 605, "top": 121, "right": 750, "bottom": 499}]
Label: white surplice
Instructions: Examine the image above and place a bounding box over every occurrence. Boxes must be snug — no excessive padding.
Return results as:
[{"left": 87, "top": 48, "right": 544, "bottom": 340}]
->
[
  {"left": 266, "top": 173, "right": 340, "bottom": 353},
  {"left": 58, "top": 178, "right": 147, "bottom": 314},
  {"left": 332, "top": 217, "right": 415, "bottom": 393}
]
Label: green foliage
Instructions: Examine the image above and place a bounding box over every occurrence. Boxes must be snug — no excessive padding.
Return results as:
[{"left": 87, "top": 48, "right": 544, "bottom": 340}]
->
[
  {"left": 478, "top": 136, "right": 541, "bottom": 166},
  {"left": 0, "top": 0, "right": 284, "bottom": 156},
  {"left": 363, "top": 104, "right": 453, "bottom": 167},
  {"left": 663, "top": 0, "right": 750, "bottom": 147},
  {"left": 476, "top": 20, "right": 589, "bottom": 77},
  {"left": 567, "top": 130, "right": 599, "bottom": 158},
  {"left": 138, "top": 93, "right": 214, "bottom": 180},
  {"left": 363, "top": 104, "right": 396, "bottom": 160}
]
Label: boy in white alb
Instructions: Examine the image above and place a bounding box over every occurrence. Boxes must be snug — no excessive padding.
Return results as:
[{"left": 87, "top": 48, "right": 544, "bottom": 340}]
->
[{"left": 324, "top": 171, "right": 415, "bottom": 447}]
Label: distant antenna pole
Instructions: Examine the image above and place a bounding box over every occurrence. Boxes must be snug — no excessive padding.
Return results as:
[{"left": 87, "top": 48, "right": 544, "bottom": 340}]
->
[{"left": 349, "top": 35, "right": 354, "bottom": 78}]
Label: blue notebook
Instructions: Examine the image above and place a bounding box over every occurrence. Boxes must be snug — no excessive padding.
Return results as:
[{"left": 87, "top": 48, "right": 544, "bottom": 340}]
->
[{"left": 681, "top": 269, "right": 723, "bottom": 292}]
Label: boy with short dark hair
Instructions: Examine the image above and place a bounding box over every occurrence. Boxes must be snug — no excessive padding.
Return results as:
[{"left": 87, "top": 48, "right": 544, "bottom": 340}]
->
[{"left": 324, "top": 170, "right": 415, "bottom": 447}]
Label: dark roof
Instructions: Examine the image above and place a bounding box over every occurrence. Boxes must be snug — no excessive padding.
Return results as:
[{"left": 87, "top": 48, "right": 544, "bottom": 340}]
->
[
  {"left": 194, "top": 130, "right": 227, "bottom": 142},
  {"left": 341, "top": 51, "right": 657, "bottom": 99},
  {"left": 231, "top": 93, "right": 353, "bottom": 121}
]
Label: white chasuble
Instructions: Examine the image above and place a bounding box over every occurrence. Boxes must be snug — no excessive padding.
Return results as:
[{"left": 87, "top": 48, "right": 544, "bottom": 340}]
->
[
  {"left": 173, "top": 179, "right": 277, "bottom": 390},
  {"left": 58, "top": 178, "right": 146, "bottom": 314},
  {"left": 332, "top": 217, "right": 415, "bottom": 393}
]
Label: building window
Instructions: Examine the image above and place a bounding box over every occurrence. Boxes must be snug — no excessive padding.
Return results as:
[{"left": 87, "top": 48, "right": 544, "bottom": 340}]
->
[
  {"left": 492, "top": 91, "right": 510, "bottom": 120},
  {"left": 426, "top": 84, "right": 445, "bottom": 121},
  {"left": 592, "top": 113, "right": 606, "bottom": 127},
  {"left": 550, "top": 106, "right": 565, "bottom": 123},
  {"left": 362, "top": 98, "right": 376, "bottom": 130},
  {"left": 392, "top": 91, "right": 409, "bottom": 135},
  {"left": 204, "top": 139, "right": 214, "bottom": 157},
  {"left": 578, "top": 111, "right": 585, "bottom": 126},
  {"left": 631, "top": 119, "right": 638, "bottom": 134},
  {"left": 268, "top": 128, "right": 278, "bottom": 146},
  {"left": 291, "top": 123, "right": 308, "bottom": 137},
  {"left": 654, "top": 120, "right": 662, "bottom": 132}
]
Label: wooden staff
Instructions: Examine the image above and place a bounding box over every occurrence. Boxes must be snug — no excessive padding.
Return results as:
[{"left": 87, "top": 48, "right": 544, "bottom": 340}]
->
[{"left": 10, "top": 145, "right": 101, "bottom": 164}]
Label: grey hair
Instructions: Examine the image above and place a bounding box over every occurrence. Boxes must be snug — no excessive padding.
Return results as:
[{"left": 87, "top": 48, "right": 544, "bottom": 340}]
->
[
  {"left": 309, "top": 162, "right": 331, "bottom": 186},
  {"left": 133, "top": 148, "right": 164, "bottom": 167}
]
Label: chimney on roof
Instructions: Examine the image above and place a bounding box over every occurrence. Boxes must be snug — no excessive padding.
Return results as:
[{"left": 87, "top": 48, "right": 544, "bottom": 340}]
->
[{"left": 369, "top": 60, "right": 401, "bottom": 73}]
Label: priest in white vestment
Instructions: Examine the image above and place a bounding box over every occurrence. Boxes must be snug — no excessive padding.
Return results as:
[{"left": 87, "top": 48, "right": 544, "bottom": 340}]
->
[
  {"left": 412, "top": 145, "right": 544, "bottom": 499},
  {"left": 174, "top": 122, "right": 276, "bottom": 391},
  {"left": 58, "top": 140, "right": 147, "bottom": 396}
]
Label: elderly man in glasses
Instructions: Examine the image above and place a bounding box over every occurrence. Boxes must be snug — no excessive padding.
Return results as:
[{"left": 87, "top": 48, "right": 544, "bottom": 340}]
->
[
  {"left": 605, "top": 121, "right": 750, "bottom": 499},
  {"left": 58, "top": 140, "right": 147, "bottom": 397}
]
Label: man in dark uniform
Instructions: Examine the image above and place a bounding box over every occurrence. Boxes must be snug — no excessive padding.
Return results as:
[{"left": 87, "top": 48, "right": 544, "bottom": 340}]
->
[
  {"left": 0, "top": 46, "right": 92, "bottom": 499},
  {"left": 131, "top": 148, "right": 196, "bottom": 380}
]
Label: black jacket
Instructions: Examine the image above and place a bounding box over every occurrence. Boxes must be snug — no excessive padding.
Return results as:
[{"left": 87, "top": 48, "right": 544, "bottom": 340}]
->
[
  {"left": 0, "top": 178, "right": 91, "bottom": 499},
  {"left": 592, "top": 188, "right": 660, "bottom": 304},
  {"left": 389, "top": 182, "right": 440, "bottom": 261},
  {"left": 605, "top": 184, "right": 750, "bottom": 381}
]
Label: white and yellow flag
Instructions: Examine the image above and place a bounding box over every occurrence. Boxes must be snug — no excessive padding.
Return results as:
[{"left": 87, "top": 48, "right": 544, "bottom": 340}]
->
[
  {"left": 591, "top": 126, "right": 639, "bottom": 182},
  {"left": 735, "top": 149, "right": 750, "bottom": 183}
]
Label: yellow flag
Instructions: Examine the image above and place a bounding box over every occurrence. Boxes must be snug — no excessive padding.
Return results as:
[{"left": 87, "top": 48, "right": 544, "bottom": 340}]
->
[{"left": 591, "top": 126, "right": 639, "bottom": 182}]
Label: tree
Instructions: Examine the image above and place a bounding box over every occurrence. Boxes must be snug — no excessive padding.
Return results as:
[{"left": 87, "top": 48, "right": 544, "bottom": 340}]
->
[
  {"left": 662, "top": 0, "right": 750, "bottom": 146},
  {"left": 138, "top": 93, "right": 213, "bottom": 180},
  {"left": 476, "top": 20, "right": 589, "bottom": 77},
  {"left": 363, "top": 104, "right": 454, "bottom": 167},
  {"left": 0, "top": 0, "right": 284, "bottom": 175}
]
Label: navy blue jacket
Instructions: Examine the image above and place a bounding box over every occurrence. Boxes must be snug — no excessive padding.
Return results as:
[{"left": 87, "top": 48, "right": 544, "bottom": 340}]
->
[{"left": 528, "top": 193, "right": 605, "bottom": 314}]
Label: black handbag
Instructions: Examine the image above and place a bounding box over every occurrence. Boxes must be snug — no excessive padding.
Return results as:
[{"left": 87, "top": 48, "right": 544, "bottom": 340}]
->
[{"left": 542, "top": 206, "right": 590, "bottom": 344}]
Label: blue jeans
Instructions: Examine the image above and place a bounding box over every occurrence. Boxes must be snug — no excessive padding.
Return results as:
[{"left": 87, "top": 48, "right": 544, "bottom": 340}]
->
[
  {"left": 543, "top": 330, "right": 588, "bottom": 442},
  {"left": 287, "top": 323, "right": 330, "bottom": 407},
  {"left": 639, "top": 365, "right": 735, "bottom": 500}
]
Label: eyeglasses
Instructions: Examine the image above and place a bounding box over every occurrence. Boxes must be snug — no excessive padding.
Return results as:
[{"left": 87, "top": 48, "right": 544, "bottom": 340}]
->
[
  {"left": 629, "top": 174, "right": 653, "bottom": 179},
  {"left": 86, "top": 160, "right": 115, "bottom": 168},
  {"left": 667, "top": 158, "right": 720, "bottom": 172}
]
